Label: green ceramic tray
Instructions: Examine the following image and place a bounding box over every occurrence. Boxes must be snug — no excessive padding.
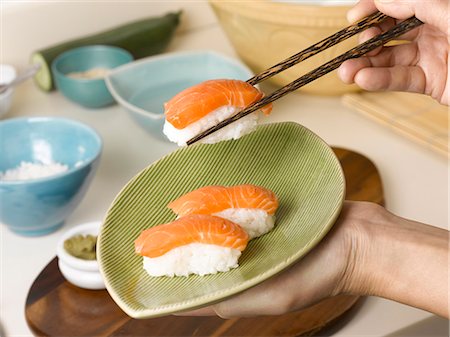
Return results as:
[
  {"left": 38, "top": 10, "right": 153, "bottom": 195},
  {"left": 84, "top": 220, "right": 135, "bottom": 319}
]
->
[{"left": 97, "top": 122, "right": 345, "bottom": 319}]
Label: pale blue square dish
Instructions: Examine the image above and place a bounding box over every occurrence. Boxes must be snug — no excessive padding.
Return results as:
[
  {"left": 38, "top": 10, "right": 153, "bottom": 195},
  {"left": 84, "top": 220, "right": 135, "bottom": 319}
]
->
[{"left": 105, "top": 51, "right": 254, "bottom": 141}]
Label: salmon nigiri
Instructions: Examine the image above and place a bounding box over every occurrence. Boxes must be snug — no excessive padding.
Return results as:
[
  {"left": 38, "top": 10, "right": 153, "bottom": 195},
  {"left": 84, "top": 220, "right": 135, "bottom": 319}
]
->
[
  {"left": 135, "top": 214, "right": 249, "bottom": 277},
  {"left": 168, "top": 184, "right": 279, "bottom": 239},
  {"left": 163, "top": 79, "right": 273, "bottom": 146}
]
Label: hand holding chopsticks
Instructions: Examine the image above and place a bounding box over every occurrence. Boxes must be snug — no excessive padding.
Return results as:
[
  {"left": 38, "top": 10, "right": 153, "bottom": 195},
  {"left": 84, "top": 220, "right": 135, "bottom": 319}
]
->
[{"left": 186, "top": 12, "right": 423, "bottom": 146}]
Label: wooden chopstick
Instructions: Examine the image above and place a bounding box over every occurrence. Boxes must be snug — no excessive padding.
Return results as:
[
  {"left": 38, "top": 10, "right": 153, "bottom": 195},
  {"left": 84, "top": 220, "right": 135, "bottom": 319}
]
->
[
  {"left": 187, "top": 15, "right": 423, "bottom": 146},
  {"left": 247, "top": 11, "right": 389, "bottom": 86}
]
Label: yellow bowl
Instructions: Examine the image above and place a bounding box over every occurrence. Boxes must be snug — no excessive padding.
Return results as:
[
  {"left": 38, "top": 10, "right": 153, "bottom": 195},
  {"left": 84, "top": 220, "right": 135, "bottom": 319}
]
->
[{"left": 209, "top": 0, "right": 360, "bottom": 95}]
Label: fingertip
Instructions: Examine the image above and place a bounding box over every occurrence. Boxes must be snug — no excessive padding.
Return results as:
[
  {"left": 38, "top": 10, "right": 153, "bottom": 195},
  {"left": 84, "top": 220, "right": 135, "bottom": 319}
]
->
[
  {"left": 353, "top": 70, "right": 371, "bottom": 91},
  {"left": 337, "top": 66, "right": 349, "bottom": 84},
  {"left": 354, "top": 68, "right": 386, "bottom": 91},
  {"left": 338, "top": 60, "right": 357, "bottom": 84}
]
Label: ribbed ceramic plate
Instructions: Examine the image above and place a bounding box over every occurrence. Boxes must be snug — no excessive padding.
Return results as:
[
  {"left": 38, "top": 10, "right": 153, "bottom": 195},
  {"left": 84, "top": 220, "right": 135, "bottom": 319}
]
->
[{"left": 97, "top": 122, "right": 345, "bottom": 319}]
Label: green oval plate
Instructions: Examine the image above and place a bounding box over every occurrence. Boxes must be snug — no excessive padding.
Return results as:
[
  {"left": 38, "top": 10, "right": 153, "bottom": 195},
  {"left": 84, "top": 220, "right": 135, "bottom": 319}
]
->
[{"left": 97, "top": 122, "right": 345, "bottom": 319}]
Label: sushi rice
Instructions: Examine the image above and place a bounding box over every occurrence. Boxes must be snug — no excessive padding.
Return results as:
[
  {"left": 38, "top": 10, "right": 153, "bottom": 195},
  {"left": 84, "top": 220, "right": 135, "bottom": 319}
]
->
[
  {"left": 163, "top": 106, "right": 259, "bottom": 146},
  {"left": 143, "top": 243, "right": 241, "bottom": 277},
  {"left": 213, "top": 208, "right": 275, "bottom": 240},
  {"left": 135, "top": 214, "right": 248, "bottom": 278}
]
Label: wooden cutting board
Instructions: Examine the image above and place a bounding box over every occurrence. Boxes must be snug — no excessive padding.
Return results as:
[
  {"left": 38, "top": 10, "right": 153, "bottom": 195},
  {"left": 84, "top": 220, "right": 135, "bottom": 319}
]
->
[{"left": 25, "top": 147, "right": 384, "bottom": 337}]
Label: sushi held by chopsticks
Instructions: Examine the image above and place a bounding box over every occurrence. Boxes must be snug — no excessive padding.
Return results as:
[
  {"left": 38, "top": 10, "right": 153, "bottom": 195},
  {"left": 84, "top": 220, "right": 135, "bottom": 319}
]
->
[
  {"left": 163, "top": 79, "right": 272, "bottom": 146},
  {"left": 134, "top": 184, "right": 279, "bottom": 277}
]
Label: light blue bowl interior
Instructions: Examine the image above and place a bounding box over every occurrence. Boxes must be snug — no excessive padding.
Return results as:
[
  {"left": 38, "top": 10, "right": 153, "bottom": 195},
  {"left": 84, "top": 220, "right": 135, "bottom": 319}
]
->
[
  {"left": 0, "top": 118, "right": 101, "bottom": 171},
  {"left": 52, "top": 45, "right": 133, "bottom": 108},
  {"left": 0, "top": 117, "right": 102, "bottom": 236},
  {"left": 107, "top": 51, "right": 254, "bottom": 140},
  {"left": 54, "top": 46, "right": 133, "bottom": 74}
]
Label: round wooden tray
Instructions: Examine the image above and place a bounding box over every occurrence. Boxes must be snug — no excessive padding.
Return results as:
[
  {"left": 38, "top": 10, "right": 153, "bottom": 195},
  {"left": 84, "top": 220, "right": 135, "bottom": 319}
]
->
[{"left": 26, "top": 148, "right": 383, "bottom": 337}]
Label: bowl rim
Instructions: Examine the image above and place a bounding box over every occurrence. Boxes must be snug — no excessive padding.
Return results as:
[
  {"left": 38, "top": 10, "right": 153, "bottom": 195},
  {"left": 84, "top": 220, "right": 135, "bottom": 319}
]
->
[
  {"left": 58, "top": 258, "right": 105, "bottom": 290},
  {"left": 105, "top": 50, "right": 255, "bottom": 120},
  {"left": 209, "top": 0, "right": 353, "bottom": 27},
  {"left": 56, "top": 221, "right": 101, "bottom": 272},
  {"left": 0, "top": 116, "right": 102, "bottom": 185},
  {"left": 51, "top": 45, "right": 134, "bottom": 82}
]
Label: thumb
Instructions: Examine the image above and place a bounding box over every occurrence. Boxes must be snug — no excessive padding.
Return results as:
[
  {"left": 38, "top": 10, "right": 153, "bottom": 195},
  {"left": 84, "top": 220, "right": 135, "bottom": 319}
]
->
[{"left": 373, "top": 0, "right": 449, "bottom": 33}]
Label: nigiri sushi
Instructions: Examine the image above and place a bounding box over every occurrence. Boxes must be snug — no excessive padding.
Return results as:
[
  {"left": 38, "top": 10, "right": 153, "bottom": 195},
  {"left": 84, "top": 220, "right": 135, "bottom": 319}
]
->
[
  {"left": 135, "top": 214, "right": 248, "bottom": 277},
  {"left": 168, "top": 184, "right": 278, "bottom": 239},
  {"left": 163, "top": 79, "right": 272, "bottom": 146}
]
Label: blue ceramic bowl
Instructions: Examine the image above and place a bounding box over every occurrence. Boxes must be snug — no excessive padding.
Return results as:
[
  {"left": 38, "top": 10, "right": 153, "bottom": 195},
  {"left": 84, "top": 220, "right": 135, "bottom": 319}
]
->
[
  {"left": 105, "top": 50, "right": 254, "bottom": 141},
  {"left": 0, "top": 117, "right": 102, "bottom": 236},
  {"left": 52, "top": 45, "right": 133, "bottom": 108}
]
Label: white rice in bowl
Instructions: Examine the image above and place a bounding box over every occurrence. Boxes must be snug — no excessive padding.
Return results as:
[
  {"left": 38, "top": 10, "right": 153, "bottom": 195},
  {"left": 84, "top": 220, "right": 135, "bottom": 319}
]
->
[{"left": 0, "top": 161, "right": 69, "bottom": 181}]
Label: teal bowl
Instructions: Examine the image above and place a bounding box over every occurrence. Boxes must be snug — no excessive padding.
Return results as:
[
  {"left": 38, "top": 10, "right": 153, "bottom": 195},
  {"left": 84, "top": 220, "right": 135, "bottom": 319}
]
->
[
  {"left": 105, "top": 51, "right": 254, "bottom": 141},
  {"left": 52, "top": 45, "right": 133, "bottom": 108},
  {"left": 0, "top": 117, "right": 102, "bottom": 236}
]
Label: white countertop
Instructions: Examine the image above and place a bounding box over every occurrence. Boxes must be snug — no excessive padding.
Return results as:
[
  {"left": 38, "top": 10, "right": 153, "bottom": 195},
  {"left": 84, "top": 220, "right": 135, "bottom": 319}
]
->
[{"left": 1, "top": 2, "right": 448, "bottom": 336}]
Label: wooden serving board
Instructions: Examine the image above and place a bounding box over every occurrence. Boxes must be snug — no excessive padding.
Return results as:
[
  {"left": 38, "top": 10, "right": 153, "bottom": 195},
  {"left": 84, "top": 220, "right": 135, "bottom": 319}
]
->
[{"left": 25, "top": 148, "right": 384, "bottom": 337}]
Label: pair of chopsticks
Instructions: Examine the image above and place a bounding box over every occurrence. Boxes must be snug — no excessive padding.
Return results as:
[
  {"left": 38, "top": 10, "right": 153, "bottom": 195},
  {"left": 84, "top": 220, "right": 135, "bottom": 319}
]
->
[{"left": 186, "top": 12, "right": 423, "bottom": 145}]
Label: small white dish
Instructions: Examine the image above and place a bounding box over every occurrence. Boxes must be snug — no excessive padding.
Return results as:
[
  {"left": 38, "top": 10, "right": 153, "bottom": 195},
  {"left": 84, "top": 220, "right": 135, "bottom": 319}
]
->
[
  {"left": 0, "top": 64, "right": 17, "bottom": 118},
  {"left": 56, "top": 221, "right": 105, "bottom": 290}
]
